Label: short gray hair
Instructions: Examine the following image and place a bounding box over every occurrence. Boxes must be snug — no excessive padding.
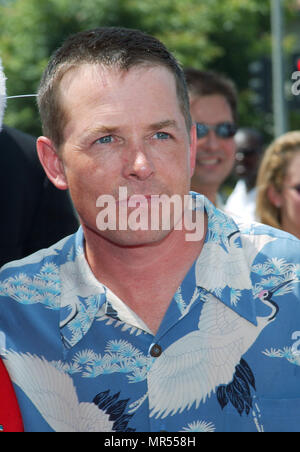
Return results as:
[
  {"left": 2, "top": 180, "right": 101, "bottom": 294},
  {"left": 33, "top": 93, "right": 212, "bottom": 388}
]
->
[{"left": 0, "top": 58, "right": 6, "bottom": 132}]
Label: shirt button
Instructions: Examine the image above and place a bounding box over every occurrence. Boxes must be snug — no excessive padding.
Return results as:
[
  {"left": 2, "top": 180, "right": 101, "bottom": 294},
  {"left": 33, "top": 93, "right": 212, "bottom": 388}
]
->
[{"left": 150, "top": 343, "right": 162, "bottom": 357}]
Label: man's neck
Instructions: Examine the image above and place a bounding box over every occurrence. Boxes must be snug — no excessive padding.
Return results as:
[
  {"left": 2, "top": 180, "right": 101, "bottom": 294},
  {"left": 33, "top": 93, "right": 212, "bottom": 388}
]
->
[
  {"left": 84, "top": 223, "right": 205, "bottom": 283},
  {"left": 82, "top": 222, "right": 207, "bottom": 333}
]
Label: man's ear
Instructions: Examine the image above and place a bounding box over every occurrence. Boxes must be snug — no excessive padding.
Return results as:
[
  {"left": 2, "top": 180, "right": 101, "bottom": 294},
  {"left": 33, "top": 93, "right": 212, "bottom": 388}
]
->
[
  {"left": 36, "top": 137, "right": 68, "bottom": 190},
  {"left": 267, "top": 184, "right": 282, "bottom": 208},
  {"left": 189, "top": 123, "right": 197, "bottom": 177}
]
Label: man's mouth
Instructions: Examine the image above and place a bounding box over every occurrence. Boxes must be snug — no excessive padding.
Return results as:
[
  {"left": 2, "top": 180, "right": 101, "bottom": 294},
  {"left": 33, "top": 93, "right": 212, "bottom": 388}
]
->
[{"left": 197, "top": 158, "right": 220, "bottom": 166}]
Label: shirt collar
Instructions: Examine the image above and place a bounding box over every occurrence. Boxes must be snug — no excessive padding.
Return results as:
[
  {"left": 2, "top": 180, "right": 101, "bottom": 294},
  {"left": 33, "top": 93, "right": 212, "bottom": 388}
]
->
[{"left": 196, "top": 194, "right": 257, "bottom": 326}]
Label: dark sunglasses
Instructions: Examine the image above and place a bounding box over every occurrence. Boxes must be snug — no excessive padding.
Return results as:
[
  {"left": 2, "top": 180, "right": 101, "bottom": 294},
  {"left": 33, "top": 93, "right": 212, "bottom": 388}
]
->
[{"left": 196, "top": 122, "right": 237, "bottom": 139}]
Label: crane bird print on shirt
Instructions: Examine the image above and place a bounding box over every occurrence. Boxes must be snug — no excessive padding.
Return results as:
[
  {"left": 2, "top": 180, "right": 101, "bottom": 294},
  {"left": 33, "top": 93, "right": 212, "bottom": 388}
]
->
[
  {"left": 128, "top": 277, "right": 290, "bottom": 420},
  {"left": 143, "top": 233, "right": 297, "bottom": 420},
  {"left": 4, "top": 351, "right": 135, "bottom": 432},
  {"left": 147, "top": 281, "right": 289, "bottom": 420},
  {"left": 216, "top": 279, "right": 293, "bottom": 416}
]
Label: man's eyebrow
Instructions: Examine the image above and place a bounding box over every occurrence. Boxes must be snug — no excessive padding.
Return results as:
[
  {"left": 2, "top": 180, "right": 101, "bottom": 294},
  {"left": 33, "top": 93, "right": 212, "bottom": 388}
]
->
[
  {"left": 80, "top": 125, "right": 119, "bottom": 142},
  {"left": 148, "top": 120, "right": 179, "bottom": 131},
  {"left": 87, "top": 125, "right": 119, "bottom": 134}
]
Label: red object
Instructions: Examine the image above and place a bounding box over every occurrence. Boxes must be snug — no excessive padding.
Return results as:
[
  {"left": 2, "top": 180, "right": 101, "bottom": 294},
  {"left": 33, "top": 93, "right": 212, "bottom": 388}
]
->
[
  {"left": 297, "top": 58, "right": 300, "bottom": 71},
  {"left": 0, "top": 358, "right": 23, "bottom": 432}
]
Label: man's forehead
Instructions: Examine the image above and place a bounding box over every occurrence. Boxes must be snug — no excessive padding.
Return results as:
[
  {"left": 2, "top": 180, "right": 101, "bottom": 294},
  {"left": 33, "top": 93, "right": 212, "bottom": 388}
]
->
[
  {"left": 58, "top": 64, "right": 124, "bottom": 114},
  {"left": 59, "top": 64, "right": 109, "bottom": 91},
  {"left": 190, "top": 94, "right": 233, "bottom": 116},
  {"left": 60, "top": 62, "right": 174, "bottom": 90},
  {"left": 59, "top": 62, "right": 186, "bottom": 141},
  {"left": 59, "top": 63, "right": 179, "bottom": 118}
]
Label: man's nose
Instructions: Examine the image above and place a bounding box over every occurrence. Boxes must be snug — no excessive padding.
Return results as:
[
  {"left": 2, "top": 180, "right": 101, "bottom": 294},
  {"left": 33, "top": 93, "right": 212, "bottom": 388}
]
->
[
  {"left": 200, "top": 129, "right": 219, "bottom": 152},
  {"left": 123, "top": 145, "right": 155, "bottom": 181}
]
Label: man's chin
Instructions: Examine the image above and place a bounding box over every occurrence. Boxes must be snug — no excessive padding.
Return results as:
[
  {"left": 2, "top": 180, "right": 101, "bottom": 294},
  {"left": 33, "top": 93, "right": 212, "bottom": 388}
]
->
[
  {"left": 193, "top": 164, "right": 233, "bottom": 186},
  {"left": 96, "top": 228, "right": 173, "bottom": 248}
]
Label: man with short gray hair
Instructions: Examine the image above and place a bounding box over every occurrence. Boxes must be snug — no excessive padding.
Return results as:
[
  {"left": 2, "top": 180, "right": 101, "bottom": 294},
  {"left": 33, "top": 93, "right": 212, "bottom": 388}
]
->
[{"left": 0, "top": 29, "right": 299, "bottom": 433}]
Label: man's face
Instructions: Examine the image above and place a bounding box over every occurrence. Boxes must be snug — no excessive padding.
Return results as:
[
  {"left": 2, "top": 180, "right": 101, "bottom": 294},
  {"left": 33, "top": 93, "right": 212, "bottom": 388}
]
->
[
  {"left": 189, "top": 94, "right": 236, "bottom": 193},
  {"left": 50, "top": 64, "right": 196, "bottom": 246}
]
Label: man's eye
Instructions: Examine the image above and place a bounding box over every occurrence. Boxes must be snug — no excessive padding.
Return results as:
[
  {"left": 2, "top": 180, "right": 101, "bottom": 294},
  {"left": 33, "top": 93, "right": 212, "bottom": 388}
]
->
[
  {"left": 154, "top": 132, "right": 170, "bottom": 140},
  {"left": 97, "top": 135, "right": 114, "bottom": 144}
]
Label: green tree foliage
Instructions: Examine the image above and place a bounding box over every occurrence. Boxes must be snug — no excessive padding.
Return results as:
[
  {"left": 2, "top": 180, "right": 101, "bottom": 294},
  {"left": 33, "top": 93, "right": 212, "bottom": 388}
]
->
[{"left": 0, "top": 0, "right": 296, "bottom": 137}]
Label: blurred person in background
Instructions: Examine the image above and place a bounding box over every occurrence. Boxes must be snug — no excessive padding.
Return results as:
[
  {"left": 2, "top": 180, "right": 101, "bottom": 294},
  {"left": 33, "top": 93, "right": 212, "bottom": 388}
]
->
[
  {"left": 256, "top": 130, "right": 300, "bottom": 239},
  {"left": 184, "top": 68, "right": 237, "bottom": 208},
  {"left": 0, "top": 58, "right": 79, "bottom": 267},
  {"left": 225, "top": 127, "right": 264, "bottom": 222}
]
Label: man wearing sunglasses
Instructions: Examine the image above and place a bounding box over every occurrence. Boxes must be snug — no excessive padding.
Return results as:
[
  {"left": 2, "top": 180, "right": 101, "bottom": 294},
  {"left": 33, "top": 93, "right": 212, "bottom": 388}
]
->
[{"left": 184, "top": 68, "right": 237, "bottom": 207}]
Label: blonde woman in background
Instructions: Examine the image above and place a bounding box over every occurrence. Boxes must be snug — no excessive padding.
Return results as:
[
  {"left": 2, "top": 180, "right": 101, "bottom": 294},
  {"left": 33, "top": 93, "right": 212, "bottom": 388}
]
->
[{"left": 256, "top": 131, "right": 300, "bottom": 239}]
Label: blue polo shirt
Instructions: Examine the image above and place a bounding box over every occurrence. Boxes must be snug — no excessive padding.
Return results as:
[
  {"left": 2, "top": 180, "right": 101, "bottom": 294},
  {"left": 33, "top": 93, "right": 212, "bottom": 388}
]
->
[{"left": 0, "top": 194, "right": 299, "bottom": 432}]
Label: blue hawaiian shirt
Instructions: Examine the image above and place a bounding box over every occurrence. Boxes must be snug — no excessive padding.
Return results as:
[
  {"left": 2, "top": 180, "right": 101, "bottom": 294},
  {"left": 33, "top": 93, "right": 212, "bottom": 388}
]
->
[{"left": 0, "top": 194, "right": 300, "bottom": 432}]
